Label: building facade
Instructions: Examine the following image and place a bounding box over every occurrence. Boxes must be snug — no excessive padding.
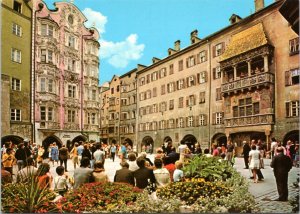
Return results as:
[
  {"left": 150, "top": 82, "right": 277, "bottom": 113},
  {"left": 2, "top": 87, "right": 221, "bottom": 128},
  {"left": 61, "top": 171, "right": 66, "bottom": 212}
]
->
[
  {"left": 136, "top": 0, "right": 299, "bottom": 153},
  {"left": 34, "top": 0, "right": 100, "bottom": 149},
  {"left": 1, "top": 0, "right": 33, "bottom": 145}
]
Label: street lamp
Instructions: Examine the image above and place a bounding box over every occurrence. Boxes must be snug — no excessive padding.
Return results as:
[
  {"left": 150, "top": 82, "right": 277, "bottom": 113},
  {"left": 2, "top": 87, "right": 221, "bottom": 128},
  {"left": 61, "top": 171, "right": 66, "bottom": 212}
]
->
[{"left": 80, "top": 30, "right": 94, "bottom": 132}]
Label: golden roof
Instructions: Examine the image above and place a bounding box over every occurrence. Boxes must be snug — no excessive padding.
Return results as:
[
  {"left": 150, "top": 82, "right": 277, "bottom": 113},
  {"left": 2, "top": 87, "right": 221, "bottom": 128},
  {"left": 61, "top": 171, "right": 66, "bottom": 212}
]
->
[{"left": 221, "top": 23, "right": 269, "bottom": 61}]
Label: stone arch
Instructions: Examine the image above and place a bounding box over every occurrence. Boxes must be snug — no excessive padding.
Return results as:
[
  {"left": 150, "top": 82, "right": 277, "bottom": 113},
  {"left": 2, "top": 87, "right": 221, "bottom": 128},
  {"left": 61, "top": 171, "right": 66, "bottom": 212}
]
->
[
  {"left": 142, "top": 136, "right": 154, "bottom": 153},
  {"left": 42, "top": 135, "right": 62, "bottom": 158},
  {"left": 211, "top": 133, "right": 227, "bottom": 147},
  {"left": 282, "top": 130, "right": 299, "bottom": 145},
  {"left": 124, "top": 138, "right": 133, "bottom": 147},
  {"left": 1, "top": 135, "right": 24, "bottom": 147},
  {"left": 181, "top": 134, "right": 197, "bottom": 152},
  {"left": 72, "top": 135, "right": 88, "bottom": 144},
  {"left": 164, "top": 136, "right": 172, "bottom": 143}
]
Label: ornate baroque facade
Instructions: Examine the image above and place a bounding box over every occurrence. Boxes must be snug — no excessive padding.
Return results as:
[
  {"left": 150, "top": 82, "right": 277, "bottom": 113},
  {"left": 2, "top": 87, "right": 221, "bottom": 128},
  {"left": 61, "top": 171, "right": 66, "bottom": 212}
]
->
[{"left": 34, "top": 1, "right": 100, "bottom": 147}]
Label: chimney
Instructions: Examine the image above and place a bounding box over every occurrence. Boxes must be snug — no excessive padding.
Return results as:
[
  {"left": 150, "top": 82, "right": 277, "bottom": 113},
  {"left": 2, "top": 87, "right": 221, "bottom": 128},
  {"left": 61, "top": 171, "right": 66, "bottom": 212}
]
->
[
  {"left": 190, "top": 29, "right": 201, "bottom": 44},
  {"left": 255, "top": 0, "right": 265, "bottom": 12},
  {"left": 229, "top": 14, "right": 242, "bottom": 25},
  {"left": 174, "top": 40, "right": 181, "bottom": 51}
]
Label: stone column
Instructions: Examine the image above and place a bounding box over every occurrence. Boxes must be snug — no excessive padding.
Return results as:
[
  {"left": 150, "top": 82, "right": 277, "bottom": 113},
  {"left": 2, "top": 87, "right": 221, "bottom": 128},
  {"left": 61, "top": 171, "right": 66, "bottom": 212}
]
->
[
  {"left": 233, "top": 65, "right": 237, "bottom": 80},
  {"left": 263, "top": 55, "right": 269, "bottom": 72},
  {"left": 247, "top": 60, "right": 252, "bottom": 76}
]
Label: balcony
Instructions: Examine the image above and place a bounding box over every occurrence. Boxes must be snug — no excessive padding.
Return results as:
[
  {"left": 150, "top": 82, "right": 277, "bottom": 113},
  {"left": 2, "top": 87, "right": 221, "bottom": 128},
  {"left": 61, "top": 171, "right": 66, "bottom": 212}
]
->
[
  {"left": 224, "top": 113, "right": 274, "bottom": 127},
  {"left": 84, "top": 100, "right": 99, "bottom": 109},
  {"left": 84, "top": 124, "right": 99, "bottom": 132},
  {"left": 36, "top": 35, "right": 58, "bottom": 48},
  {"left": 222, "top": 72, "right": 275, "bottom": 95},
  {"left": 39, "top": 121, "right": 59, "bottom": 129},
  {"left": 108, "top": 105, "right": 117, "bottom": 112}
]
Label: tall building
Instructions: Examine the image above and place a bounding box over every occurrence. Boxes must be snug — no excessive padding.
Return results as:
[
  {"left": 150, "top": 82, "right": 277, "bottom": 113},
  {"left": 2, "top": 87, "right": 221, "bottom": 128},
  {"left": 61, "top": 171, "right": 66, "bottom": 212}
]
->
[
  {"left": 119, "top": 68, "right": 138, "bottom": 149},
  {"left": 1, "top": 0, "right": 33, "bottom": 144},
  {"left": 136, "top": 0, "right": 299, "bottom": 153},
  {"left": 34, "top": 0, "right": 100, "bottom": 149}
]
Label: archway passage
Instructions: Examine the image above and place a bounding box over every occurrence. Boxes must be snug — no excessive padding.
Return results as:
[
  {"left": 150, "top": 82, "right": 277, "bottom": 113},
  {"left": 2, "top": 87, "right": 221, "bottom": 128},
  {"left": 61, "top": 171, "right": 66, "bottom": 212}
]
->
[
  {"left": 181, "top": 134, "right": 197, "bottom": 153},
  {"left": 1, "top": 135, "right": 24, "bottom": 147},
  {"left": 124, "top": 138, "right": 133, "bottom": 147},
  {"left": 42, "top": 135, "right": 62, "bottom": 158},
  {"left": 164, "top": 136, "right": 172, "bottom": 143},
  {"left": 282, "top": 130, "right": 299, "bottom": 145},
  {"left": 72, "top": 135, "right": 88, "bottom": 144},
  {"left": 142, "top": 136, "right": 154, "bottom": 153},
  {"left": 212, "top": 133, "right": 227, "bottom": 148}
]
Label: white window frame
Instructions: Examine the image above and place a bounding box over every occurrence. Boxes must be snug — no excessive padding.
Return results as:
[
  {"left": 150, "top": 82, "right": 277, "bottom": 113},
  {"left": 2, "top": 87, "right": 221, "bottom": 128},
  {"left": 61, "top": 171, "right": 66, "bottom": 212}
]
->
[
  {"left": 11, "top": 48, "right": 21, "bottom": 63},
  {"left": 179, "top": 117, "right": 184, "bottom": 128},
  {"left": 178, "top": 79, "right": 184, "bottom": 89},
  {"left": 216, "top": 112, "right": 223, "bottom": 124},
  {"left": 67, "top": 110, "right": 76, "bottom": 123},
  {"left": 199, "top": 114, "right": 205, "bottom": 126},
  {"left": 199, "top": 72, "right": 206, "bottom": 83},
  {"left": 199, "top": 50, "right": 206, "bottom": 63},
  {"left": 188, "top": 116, "right": 193, "bottom": 127},
  {"left": 40, "top": 78, "right": 46, "bottom": 92},
  {"left": 11, "top": 109, "right": 21, "bottom": 121},
  {"left": 12, "top": 23, "right": 22, "bottom": 36},
  {"left": 68, "top": 85, "right": 76, "bottom": 98},
  {"left": 215, "top": 66, "right": 221, "bottom": 79},
  {"left": 215, "top": 43, "right": 223, "bottom": 56},
  {"left": 11, "top": 78, "right": 21, "bottom": 91}
]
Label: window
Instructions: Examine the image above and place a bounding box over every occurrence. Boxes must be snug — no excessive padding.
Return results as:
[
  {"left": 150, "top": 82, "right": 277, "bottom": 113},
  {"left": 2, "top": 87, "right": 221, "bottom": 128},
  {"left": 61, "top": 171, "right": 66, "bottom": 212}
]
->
[
  {"left": 92, "top": 90, "right": 97, "bottom": 101},
  {"left": 216, "top": 88, "right": 222, "bottom": 101},
  {"left": 188, "top": 116, "right": 194, "bottom": 127},
  {"left": 153, "top": 104, "right": 158, "bottom": 113},
  {"left": 67, "top": 58, "right": 76, "bottom": 71},
  {"left": 139, "top": 77, "right": 145, "bottom": 86},
  {"left": 167, "top": 82, "right": 175, "bottom": 93},
  {"left": 68, "top": 15, "right": 74, "bottom": 25},
  {"left": 11, "top": 48, "right": 21, "bottom": 63},
  {"left": 199, "top": 91, "right": 205, "bottom": 104},
  {"left": 48, "top": 79, "right": 53, "bottom": 93},
  {"left": 13, "top": 0, "right": 22, "bottom": 13},
  {"left": 151, "top": 72, "right": 158, "bottom": 81},
  {"left": 41, "top": 49, "right": 53, "bottom": 63},
  {"left": 215, "top": 112, "right": 223, "bottom": 125},
  {"left": 11, "top": 109, "right": 21, "bottom": 121},
  {"left": 286, "top": 101, "right": 299, "bottom": 117},
  {"left": 198, "top": 71, "right": 207, "bottom": 83},
  {"left": 12, "top": 23, "right": 22, "bottom": 36},
  {"left": 68, "top": 36, "right": 75, "bottom": 48},
  {"left": 117, "top": 85, "right": 120, "bottom": 92},
  {"left": 160, "top": 68, "right": 167, "bottom": 78},
  {"left": 169, "top": 64, "right": 174, "bottom": 75},
  {"left": 234, "top": 98, "right": 260, "bottom": 117},
  {"left": 187, "top": 95, "right": 196, "bottom": 106},
  {"left": 178, "top": 60, "right": 183, "bottom": 71},
  {"left": 169, "top": 99, "right": 174, "bottom": 110},
  {"left": 188, "top": 76, "right": 195, "bottom": 87},
  {"left": 132, "top": 111, "right": 136, "bottom": 119},
  {"left": 179, "top": 97, "right": 184, "bottom": 108},
  {"left": 285, "top": 68, "right": 300, "bottom": 86},
  {"left": 178, "top": 117, "right": 184, "bottom": 128},
  {"left": 199, "top": 114, "right": 206, "bottom": 126},
  {"left": 213, "top": 67, "right": 221, "bottom": 79},
  {"left": 169, "top": 119, "right": 174, "bottom": 129},
  {"left": 289, "top": 37, "right": 299, "bottom": 55},
  {"left": 67, "top": 110, "right": 75, "bottom": 122},
  {"left": 68, "top": 85, "right": 76, "bottom": 98},
  {"left": 199, "top": 50, "right": 206, "bottom": 63},
  {"left": 214, "top": 42, "right": 224, "bottom": 57},
  {"left": 146, "top": 90, "right": 151, "bottom": 99},
  {"left": 40, "top": 78, "right": 46, "bottom": 92},
  {"left": 111, "top": 87, "right": 114, "bottom": 94},
  {"left": 91, "top": 113, "right": 96, "bottom": 124},
  {"left": 160, "top": 102, "right": 167, "bottom": 112},
  {"left": 187, "top": 55, "right": 196, "bottom": 68},
  {"left": 11, "top": 78, "right": 21, "bottom": 91},
  {"left": 40, "top": 107, "right": 46, "bottom": 121},
  {"left": 177, "top": 79, "right": 185, "bottom": 90},
  {"left": 41, "top": 24, "right": 53, "bottom": 37},
  {"left": 48, "top": 107, "right": 53, "bottom": 121},
  {"left": 160, "top": 120, "right": 165, "bottom": 129}
]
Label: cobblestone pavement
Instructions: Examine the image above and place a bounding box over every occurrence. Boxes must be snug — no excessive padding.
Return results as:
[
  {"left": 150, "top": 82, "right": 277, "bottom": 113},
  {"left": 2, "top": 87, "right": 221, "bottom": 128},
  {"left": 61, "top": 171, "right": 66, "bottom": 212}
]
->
[{"left": 12, "top": 154, "right": 300, "bottom": 213}]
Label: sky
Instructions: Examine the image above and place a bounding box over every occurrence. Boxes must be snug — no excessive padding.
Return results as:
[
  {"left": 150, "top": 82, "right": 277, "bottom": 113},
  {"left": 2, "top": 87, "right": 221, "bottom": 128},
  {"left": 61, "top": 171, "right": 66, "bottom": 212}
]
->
[{"left": 43, "top": 0, "right": 275, "bottom": 85}]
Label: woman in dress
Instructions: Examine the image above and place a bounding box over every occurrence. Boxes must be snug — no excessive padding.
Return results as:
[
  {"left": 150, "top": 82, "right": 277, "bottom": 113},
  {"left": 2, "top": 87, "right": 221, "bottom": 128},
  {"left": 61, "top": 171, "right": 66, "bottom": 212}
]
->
[
  {"left": 37, "top": 146, "right": 45, "bottom": 165},
  {"left": 50, "top": 143, "right": 59, "bottom": 167},
  {"left": 37, "top": 163, "right": 52, "bottom": 189},
  {"left": 249, "top": 144, "right": 261, "bottom": 183}
]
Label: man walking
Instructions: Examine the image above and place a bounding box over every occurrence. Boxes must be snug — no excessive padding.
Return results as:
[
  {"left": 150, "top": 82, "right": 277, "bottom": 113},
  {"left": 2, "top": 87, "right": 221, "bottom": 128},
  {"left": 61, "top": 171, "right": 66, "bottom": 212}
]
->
[
  {"left": 242, "top": 141, "right": 251, "bottom": 169},
  {"left": 59, "top": 145, "right": 69, "bottom": 171},
  {"left": 270, "top": 147, "right": 293, "bottom": 201}
]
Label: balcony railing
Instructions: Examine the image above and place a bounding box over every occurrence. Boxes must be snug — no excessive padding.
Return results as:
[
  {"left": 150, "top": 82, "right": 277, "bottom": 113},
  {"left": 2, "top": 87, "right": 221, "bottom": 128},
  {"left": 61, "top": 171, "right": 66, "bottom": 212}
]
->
[
  {"left": 222, "top": 72, "right": 275, "bottom": 94},
  {"left": 39, "top": 121, "right": 59, "bottom": 129},
  {"left": 224, "top": 113, "right": 274, "bottom": 127},
  {"left": 84, "top": 124, "right": 99, "bottom": 131},
  {"left": 84, "top": 100, "right": 99, "bottom": 109},
  {"left": 36, "top": 35, "right": 58, "bottom": 48}
]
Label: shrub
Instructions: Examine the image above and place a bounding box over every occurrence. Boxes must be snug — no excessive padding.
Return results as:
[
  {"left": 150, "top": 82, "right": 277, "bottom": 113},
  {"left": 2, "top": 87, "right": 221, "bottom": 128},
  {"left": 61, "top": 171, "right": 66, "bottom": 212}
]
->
[
  {"left": 182, "top": 155, "right": 234, "bottom": 181},
  {"left": 62, "top": 182, "right": 143, "bottom": 212},
  {"left": 156, "top": 178, "right": 232, "bottom": 205}
]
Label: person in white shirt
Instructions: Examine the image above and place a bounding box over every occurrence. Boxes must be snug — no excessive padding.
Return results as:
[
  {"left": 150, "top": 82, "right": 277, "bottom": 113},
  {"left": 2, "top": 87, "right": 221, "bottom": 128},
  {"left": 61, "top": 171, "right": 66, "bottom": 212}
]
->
[
  {"left": 128, "top": 153, "right": 139, "bottom": 171},
  {"left": 17, "top": 157, "right": 38, "bottom": 183},
  {"left": 270, "top": 138, "right": 278, "bottom": 159},
  {"left": 153, "top": 158, "right": 170, "bottom": 188},
  {"left": 93, "top": 144, "right": 105, "bottom": 164},
  {"left": 54, "top": 166, "right": 70, "bottom": 196},
  {"left": 178, "top": 142, "right": 187, "bottom": 162}
]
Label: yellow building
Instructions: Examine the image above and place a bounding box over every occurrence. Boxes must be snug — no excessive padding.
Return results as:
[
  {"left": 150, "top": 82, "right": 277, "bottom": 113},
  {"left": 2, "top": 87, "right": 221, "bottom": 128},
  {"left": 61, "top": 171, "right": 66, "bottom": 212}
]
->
[{"left": 1, "top": 0, "right": 33, "bottom": 144}]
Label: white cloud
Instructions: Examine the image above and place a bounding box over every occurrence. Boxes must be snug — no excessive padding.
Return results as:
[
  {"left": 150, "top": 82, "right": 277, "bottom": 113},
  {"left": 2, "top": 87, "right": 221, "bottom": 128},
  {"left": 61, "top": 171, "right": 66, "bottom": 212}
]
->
[
  {"left": 100, "top": 34, "right": 145, "bottom": 68},
  {"left": 82, "top": 8, "right": 107, "bottom": 34}
]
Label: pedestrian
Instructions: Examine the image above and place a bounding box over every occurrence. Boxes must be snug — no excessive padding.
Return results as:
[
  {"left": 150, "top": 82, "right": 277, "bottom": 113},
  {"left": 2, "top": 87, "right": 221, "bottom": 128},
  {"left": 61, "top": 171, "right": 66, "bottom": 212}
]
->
[
  {"left": 50, "top": 143, "right": 59, "bottom": 167},
  {"left": 93, "top": 143, "right": 105, "bottom": 164},
  {"left": 17, "top": 157, "right": 38, "bottom": 183},
  {"left": 163, "top": 156, "right": 176, "bottom": 182},
  {"left": 173, "top": 161, "right": 184, "bottom": 182},
  {"left": 114, "top": 161, "right": 135, "bottom": 186},
  {"left": 249, "top": 144, "right": 261, "bottom": 183},
  {"left": 15, "top": 143, "right": 26, "bottom": 171},
  {"left": 225, "top": 141, "right": 235, "bottom": 165},
  {"left": 70, "top": 143, "right": 79, "bottom": 169},
  {"left": 120, "top": 143, "right": 127, "bottom": 160},
  {"left": 153, "top": 158, "right": 170, "bottom": 188},
  {"left": 73, "top": 157, "right": 94, "bottom": 189},
  {"left": 37, "top": 146, "right": 45, "bottom": 165},
  {"left": 59, "top": 145, "right": 69, "bottom": 172},
  {"left": 82, "top": 144, "right": 92, "bottom": 161},
  {"left": 77, "top": 142, "right": 84, "bottom": 163},
  {"left": 110, "top": 143, "right": 116, "bottom": 162},
  {"left": 270, "top": 147, "right": 293, "bottom": 201},
  {"left": 2, "top": 148, "right": 15, "bottom": 175},
  {"left": 178, "top": 141, "right": 187, "bottom": 162},
  {"left": 212, "top": 144, "right": 219, "bottom": 157},
  {"left": 92, "top": 161, "right": 109, "bottom": 183},
  {"left": 128, "top": 153, "right": 139, "bottom": 171},
  {"left": 242, "top": 140, "right": 251, "bottom": 169},
  {"left": 270, "top": 138, "right": 277, "bottom": 159}
]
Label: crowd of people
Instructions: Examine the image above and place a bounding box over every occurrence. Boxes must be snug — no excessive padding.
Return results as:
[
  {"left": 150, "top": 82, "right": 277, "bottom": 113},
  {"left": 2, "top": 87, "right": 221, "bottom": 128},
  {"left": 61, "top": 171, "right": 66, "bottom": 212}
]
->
[{"left": 1, "top": 138, "right": 298, "bottom": 202}]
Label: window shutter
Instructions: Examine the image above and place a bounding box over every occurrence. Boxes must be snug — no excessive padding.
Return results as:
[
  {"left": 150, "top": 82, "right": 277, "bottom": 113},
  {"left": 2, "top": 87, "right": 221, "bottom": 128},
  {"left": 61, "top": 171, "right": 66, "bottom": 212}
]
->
[
  {"left": 286, "top": 102, "right": 290, "bottom": 117},
  {"left": 204, "top": 114, "right": 208, "bottom": 126},
  {"left": 197, "top": 73, "right": 200, "bottom": 84},
  {"left": 195, "top": 115, "right": 199, "bottom": 126},
  {"left": 186, "top": 117, "right": 189, "bottom": 127},
  {"left": 221, "top": 42, "right": 225, "bottom": 54},
  {"left": 186, "top": 77, "right": 189, "bottom": 87},
  {"left": 204, "top": 71, "right": 208, "bottom": 82},
  {"left": 193, "top": 94, "right": 197, "bottom": 105},
  {"left": 193, "top": 75, "right": 196, "bottom": 86},
  {"left": 186, "top": 97, "right": 189, "bottom": 107},
  {"left": 205, "top": 50, "right": 208, "bottom": 61},
  {"left": 197, "top": 53, "right": 200, "bottom": 64},
  {"left": 192, "top": 116, "right": 195, "bottom": 127},
  {"left": 285, "top": 71, "right": 291, "bottom": 86},
  {"left": 182, "top": 79, "right": 186, "bottom": 88},
  {"left": 212, "top": 113, "right": 216, "bottom": 125},
  {"left": 221, "top": 112, "right": 224, "bottom": 124},
  {"left": 175, "top": 118, "right": 178, "bottom": 128},
  {"left": 186, "top": 58, "right": 189, "bottom": 68},
  {"left": 212, "top": 45, "right": 216, "bottom": 58},
  {"left": 213, "top": 68, "right": 216, "bottom": 80}
]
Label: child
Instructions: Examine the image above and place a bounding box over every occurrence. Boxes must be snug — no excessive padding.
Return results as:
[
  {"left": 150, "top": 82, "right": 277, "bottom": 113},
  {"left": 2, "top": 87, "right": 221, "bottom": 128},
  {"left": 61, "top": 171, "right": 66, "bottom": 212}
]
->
[
  {"left": 54, "top": 166, "right": 69, "bottom": 196},
  {"left": 173, "top": 161, "right": 184, "bottom": 182}
]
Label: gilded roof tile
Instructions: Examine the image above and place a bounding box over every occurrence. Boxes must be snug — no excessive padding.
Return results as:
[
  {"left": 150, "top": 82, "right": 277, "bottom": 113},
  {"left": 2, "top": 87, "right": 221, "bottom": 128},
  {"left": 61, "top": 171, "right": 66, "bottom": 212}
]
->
[{"left": 221, "top": 23, "right": 268, "bottom": 61}]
